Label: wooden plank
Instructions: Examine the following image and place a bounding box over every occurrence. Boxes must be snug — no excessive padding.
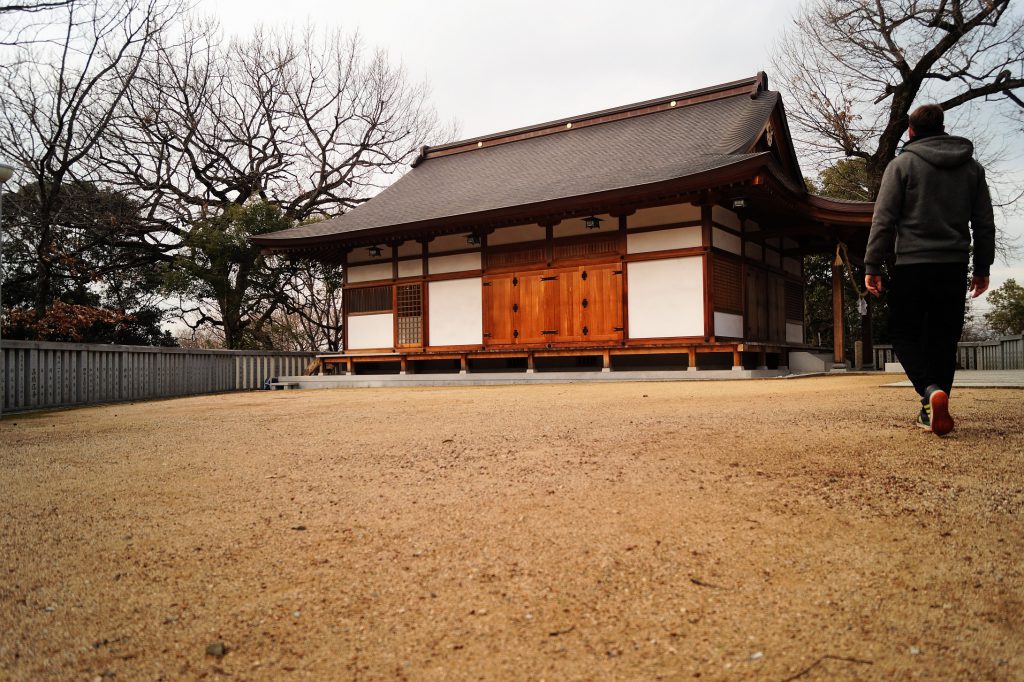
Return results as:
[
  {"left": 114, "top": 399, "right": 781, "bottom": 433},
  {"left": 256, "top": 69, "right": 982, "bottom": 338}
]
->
[{"left": 482, "top": 273, "right": 517, "bottom": 346}]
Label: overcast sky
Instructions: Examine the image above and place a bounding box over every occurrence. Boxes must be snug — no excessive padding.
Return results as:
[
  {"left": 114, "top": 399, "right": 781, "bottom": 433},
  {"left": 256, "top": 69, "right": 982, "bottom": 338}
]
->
[{"left": 207, "top": 0, "right": 1023, "bottom": 306}]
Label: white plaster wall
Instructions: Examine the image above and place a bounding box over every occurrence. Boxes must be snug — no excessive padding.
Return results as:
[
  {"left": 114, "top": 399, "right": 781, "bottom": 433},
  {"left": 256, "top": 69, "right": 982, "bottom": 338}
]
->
[
  {"left": 784, "top": 257, "right": 801, "bottom": 276},
  {"left": 347, "top": 262, "right": 393, "bottom": 283},
  {"left": 629, "top": 203, "right": 701, "bottom": 228},
  {"left": 430, "top": 233, "right": 473, "bottom": 254},
  {"left": 745, "top": 242, "right": 763, "bottom": 260},
  {"left": 428, "top": 278, "right": 483, "bottom": 346},
  {"left": 348, "top": 314, "right": 393, "bottom": 349},
  {"left": 489, "top": 223, "right": 546, "bottom": 245},
  {"left": 766, "top": 248, "right": 782, "bottom": 269},
  {"left": 398, "top": 259, "right": 423, "bottom": 278},
  {"left": 429, "top": 252, "right": 481, "bottom": 274},
  {"left": 397, "top": 241, "right": 421, "bottom": 257},
  {"left": 713, "top": 228, "right": 742, "bottom": 255},
  {"left": 627, "top": 257, "right": 704, "bottom": 338},
  {"left": 626, "top": 226, "right": 701, "bottom": 254},
  {"left": 554, "top": 213, "right": 616, "bottom": 238},
  {"left": 712, "top": 205, "right": 741, "bottom": 230},
  {"left": 786, "top": 322, "right": 804, "bottom": 345},
  {"left": 714, "top": 312, "right": 744, "bottom": 338}
]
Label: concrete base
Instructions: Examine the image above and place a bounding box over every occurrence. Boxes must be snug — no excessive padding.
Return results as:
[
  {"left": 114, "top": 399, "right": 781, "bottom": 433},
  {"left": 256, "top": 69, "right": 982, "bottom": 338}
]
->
[
  {"left": 277, "top": 369, "right": 789, "bottom": 389},
  {"left": 884, "top": 362, "right": 905, "bottom": 373},
  {"left": 788, "top": 351, "right": 835, "bottom": 374}
]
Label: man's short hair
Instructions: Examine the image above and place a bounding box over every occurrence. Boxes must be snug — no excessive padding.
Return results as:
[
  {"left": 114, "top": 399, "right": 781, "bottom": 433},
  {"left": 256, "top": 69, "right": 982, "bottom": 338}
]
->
[{"left": 909, "top": 104, "right": 945, "bottom": 135}]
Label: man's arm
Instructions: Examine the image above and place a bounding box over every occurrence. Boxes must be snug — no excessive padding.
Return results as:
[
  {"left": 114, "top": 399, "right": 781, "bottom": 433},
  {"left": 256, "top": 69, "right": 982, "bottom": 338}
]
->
[
  {"left": 864, "top": 162, "right": 904, "bottom": 278},
  {"left": 970, "top": 163, "right": 996, "bottom": 279}
]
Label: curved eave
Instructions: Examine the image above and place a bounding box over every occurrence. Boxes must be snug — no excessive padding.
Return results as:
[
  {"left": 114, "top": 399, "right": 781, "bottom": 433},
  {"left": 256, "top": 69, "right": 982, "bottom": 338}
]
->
[
  {"left": 801, "top": 194, "right": 874, "bottom": 225},
  {"left": 254, "top": 154, "right": 776, "bottom": 253}
]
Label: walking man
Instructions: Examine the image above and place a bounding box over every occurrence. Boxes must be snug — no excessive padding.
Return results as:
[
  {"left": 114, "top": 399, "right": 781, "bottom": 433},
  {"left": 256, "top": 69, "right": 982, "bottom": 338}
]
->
[{"left": 864, "top": 103, "right": 995, "bottom": 436}]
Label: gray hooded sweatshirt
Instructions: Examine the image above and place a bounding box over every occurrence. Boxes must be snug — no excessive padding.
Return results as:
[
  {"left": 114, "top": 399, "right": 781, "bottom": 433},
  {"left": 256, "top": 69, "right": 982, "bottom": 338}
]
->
[{"left": 865, "top": 134, "right": 995, "bottom": 277}]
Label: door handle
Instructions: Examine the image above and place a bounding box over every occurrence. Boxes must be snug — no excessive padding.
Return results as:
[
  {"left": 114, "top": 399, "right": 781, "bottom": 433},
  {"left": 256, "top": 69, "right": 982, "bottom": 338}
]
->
[
  {"left": 512, "top": 303, "right": 518, "bottom": 312},
  {"left": 581, "top": 298, "right": 588, "bottom": 308},
  {"left": 541, "top": 330, "right": 558, "bottom": 335},
  {"left": 540, "top": 275, "right": 559, "bottom": 281}
]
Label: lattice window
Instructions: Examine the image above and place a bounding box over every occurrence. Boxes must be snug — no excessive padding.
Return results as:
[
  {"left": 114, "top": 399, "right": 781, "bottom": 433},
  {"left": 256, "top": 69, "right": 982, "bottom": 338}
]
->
[
  {"left": 347, "top": 285, "right": 393, "bottom": 314},
  {"left": 553, "top": 236, "right": 618, "bottom": 261},
  {"left": 713, "top": 258, "right": 743, "bottom": 313},
  {"left": 486, "top": 246, "right": 545, "bottom": 269},
  {"left": 396, "top": 284, "right": 422, "bottom": 346},
  {"left": 785, "top": 280, "right": 803, "bottom": 321}
]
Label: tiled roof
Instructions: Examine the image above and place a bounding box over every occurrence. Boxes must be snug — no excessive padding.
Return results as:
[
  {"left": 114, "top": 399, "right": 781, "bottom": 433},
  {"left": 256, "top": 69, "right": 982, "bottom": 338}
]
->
[{"left": 255, "top": 75, "right": 798, "bottom": 246}]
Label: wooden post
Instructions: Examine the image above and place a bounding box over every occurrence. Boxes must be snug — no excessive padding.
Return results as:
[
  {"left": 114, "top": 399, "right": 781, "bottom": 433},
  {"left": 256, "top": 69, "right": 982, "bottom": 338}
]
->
[
  {"left": 832, "top": 257, "right": 845, "bottom": 368},
  {"left": 526, "top": 352, "right": 535, "bottom": 373},
  {"left": 400, "top": 357, "right": 408, "bottom": 375},
  {"left": 460, "top": 354, "right": 469, "bottom": 374},
  {"left": 602, "top": 350, "right": 611, "bottom": 373},
  {"left": 732, "top": 348, "right": 742, "bottom": 370},
  {"left": 687, "top": 347, "right": 697, "bottom": 372}
]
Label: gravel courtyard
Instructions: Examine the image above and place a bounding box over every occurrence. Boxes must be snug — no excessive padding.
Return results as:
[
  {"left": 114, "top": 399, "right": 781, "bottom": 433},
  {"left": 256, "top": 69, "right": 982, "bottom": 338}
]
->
[{"left": 1, "top": 376, "right": 1021, "bottom": 680}]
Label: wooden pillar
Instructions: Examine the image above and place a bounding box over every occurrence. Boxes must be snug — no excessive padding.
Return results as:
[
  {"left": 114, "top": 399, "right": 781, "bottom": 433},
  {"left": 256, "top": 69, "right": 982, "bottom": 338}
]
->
[
  {"left": 687, "top": 347, "right": 697, "bottom": 372},
  {"left": 400, "top": 357, "right": 408, "bottom": 375},
  {"left": 732, "top": 348, "right": 742, "bottom": 370},
  {"left": 602, "top": 350, "right": 611, "bottom": 373},
  {"left": 832, "top": 257, "right": 844, "bottom": 367},
  {"left": 526, "top": 352, "right": 535, "bottom": 373},
  {"left": 460, "top": 354, "right": 468, "bottom": 374}
]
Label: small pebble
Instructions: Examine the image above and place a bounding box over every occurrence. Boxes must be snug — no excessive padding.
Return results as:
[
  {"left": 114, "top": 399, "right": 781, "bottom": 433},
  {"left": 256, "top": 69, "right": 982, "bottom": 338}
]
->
[
  {"left": 750, "top": 651, "right": 763, "bottom": 661},
  {"left": 206, "top": 642, "right": 226, "bottom": 657},
  {"left": 910, "top": 646, "right": 921, "bottom": 656}
]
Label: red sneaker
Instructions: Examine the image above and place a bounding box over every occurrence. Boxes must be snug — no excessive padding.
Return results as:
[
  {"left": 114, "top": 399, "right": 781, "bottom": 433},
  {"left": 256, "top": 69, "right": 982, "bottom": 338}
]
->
[{"left": 928, "top": 389, "right": 954, "bottom": 436}]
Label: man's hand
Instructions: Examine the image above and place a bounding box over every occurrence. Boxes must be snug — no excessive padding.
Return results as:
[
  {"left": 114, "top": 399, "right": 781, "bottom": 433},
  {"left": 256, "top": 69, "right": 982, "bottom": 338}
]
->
[
  {"left": 865, "top": 274, "right": 884, "bottom": 297},
  {"left": 969, "top": 275, "right": 989, "bottom": 298}
]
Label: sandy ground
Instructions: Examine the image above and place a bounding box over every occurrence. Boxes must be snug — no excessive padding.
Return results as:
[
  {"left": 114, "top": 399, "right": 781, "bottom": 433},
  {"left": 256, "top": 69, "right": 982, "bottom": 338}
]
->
[{"left": 0, "top": 376, "right": 1022, "bottom": 681}]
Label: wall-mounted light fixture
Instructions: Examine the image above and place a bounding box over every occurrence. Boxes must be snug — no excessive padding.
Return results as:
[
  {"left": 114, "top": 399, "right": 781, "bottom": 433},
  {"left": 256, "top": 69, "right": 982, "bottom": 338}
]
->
[
  {"left": 731, "top": 198, "right": 748, "bottom": 210},
  {"left": 583, "top": 216, "right": 603, "bottom": 230},
  {"left": 466, "top": 234, "right": 481, "bottom": 246},
  {"left": 368, "top": 245, "right": 382, "bottom": 257}
]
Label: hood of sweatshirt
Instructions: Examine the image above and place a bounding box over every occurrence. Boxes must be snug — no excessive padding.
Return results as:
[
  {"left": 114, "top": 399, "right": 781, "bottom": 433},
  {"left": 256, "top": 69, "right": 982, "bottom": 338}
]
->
[{"left": 901, "top": 135, "right": 974, "bottom": 168}]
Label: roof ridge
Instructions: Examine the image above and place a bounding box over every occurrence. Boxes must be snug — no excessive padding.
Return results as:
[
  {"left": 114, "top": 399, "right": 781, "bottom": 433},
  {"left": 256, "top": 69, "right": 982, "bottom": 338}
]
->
[{"left": 412, "top": 73, "right": 769, "bottom": 167}]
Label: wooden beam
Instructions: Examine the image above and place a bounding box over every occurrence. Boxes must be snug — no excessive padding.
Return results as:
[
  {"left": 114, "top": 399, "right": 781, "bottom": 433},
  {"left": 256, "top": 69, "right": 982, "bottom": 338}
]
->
[{"left": 832, "top": 256, "right": 844, "bottom": 367}]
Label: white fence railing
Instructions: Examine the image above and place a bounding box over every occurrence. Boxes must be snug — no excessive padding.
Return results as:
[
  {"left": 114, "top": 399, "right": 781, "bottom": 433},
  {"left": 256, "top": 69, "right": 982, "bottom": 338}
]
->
[
  {"left": 1, "top": 340, "right": 316, "bottom": 413},
  {"left": 873, "top": 335, "right": 1024, "bottom": 371}
]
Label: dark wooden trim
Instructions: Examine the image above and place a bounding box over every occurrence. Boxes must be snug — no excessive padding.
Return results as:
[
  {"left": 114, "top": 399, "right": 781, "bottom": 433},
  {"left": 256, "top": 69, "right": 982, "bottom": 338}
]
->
[
  {"left": 426, "top": 269, "right": 483, "bottom": 282},
  {"left": 391, "top": 246, "right": 399, "bottom": 280},
  {"left": 701, "top": 204, "right": 714, "bottom": 340},
  {"left": 347, "top": 310, "right": 394, "bottom": 318},
  {"left": 622, "top": 246, "right": 707, "bottom": 263},
  {"left": 619, "top": 214, "right": 630, "bottom": 341},
  {"left": 832, "top": 255, "right": 844, "bottom": 365},
  {"left": 343, "top": 279, "right": 395, "bottom": 290},
  {"left": 544, "top": 224, "right": 554, "bottom": 265},
  {"left": 427, "top": 246, "right": 482, "bottom": 258},
  {"left": 421, "top": 240, "right": 430, "bottom": 347},
  {"left": 626, "top": 220, "right": 703, "bottom": 235}
]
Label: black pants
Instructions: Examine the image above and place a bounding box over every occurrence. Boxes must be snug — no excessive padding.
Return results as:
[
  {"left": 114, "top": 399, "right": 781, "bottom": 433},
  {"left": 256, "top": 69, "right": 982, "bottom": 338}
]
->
[{"left": 889, "top": 263, "right": 968, "bottom": 398}]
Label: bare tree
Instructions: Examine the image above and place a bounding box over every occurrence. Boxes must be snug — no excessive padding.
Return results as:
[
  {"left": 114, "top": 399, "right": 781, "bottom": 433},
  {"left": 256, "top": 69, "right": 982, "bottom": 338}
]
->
[
  {"left": 279, "top": 261, "right": 344, "bottom": 351},
  {"left": 773, "top": 0, "right": 1024, "bottom": 195},
  {"left": 0, "top": 0, "right": 179, "bottom": 319},
  {"left": 98, "top": 22, "right": 449, "bottom": 347}
]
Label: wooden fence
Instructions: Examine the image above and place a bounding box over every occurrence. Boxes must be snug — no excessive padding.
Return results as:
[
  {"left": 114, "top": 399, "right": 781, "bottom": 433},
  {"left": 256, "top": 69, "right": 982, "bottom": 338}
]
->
[
  {"left": 1, "top": 340, "right": 316, "bottom": 413},
  {"left": 874, "top": 334, "right": 1024, "bottom": 371}
]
